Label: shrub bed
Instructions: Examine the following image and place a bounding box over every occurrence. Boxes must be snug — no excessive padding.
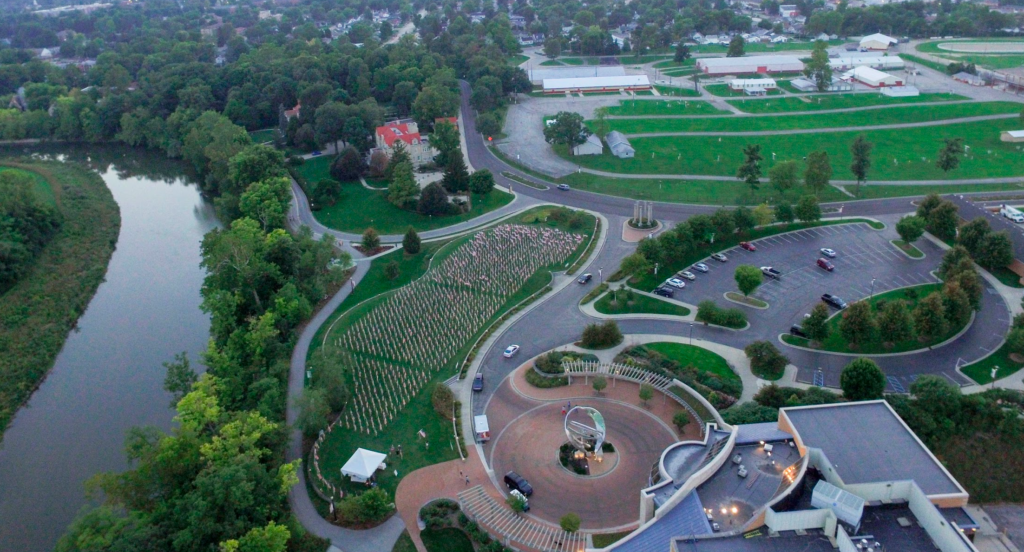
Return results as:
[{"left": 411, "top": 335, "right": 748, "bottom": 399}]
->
[{"left": 616, "top": 345, "right": 739, "bottom": 409}]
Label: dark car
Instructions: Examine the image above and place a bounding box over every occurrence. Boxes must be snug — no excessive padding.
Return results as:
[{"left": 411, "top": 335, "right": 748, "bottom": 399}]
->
[
  {"left": 472, "top": 373, "right": 484, "bottom": 392},
  {"left": 578, "top": 273, "right": 592, "bottom": 284},
  {"left": 504, "top": 471, "right": 533, "bottom": 496},
  {"left": 816, "top": 258, "right": 834, "bottom": 272},
  {"left": 653, "top": 286, "right": 675, "bottom": 298},
  {"left": 822, "top": 294, "right": 847, "bottom": 309},
  {"left": 789, "top": 325, "right": 807, "bottom": 338}
]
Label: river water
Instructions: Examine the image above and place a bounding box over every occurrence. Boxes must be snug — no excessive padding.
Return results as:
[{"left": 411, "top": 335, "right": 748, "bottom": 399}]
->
[{"left": 0, "top": 146, "right": 219, "bottom": 552}]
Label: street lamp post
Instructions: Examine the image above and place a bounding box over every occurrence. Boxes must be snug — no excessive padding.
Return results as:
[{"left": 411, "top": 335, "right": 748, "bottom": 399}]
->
[
  {"left": 992, "top": 367, "right": 999, "bottom": 389},
  {"left": 599, "top": 267, "right": 603, "bottom": 283},
  {"left": 869, "top": 278, "right": 877, "bottom": 301},
  {"left": 689, "top": 323, "right": 694, "bottom": 345}
]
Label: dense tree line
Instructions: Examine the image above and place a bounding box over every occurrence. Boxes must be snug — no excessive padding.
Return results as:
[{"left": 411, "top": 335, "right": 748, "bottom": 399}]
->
[{"left": 0, "top": 170, "right": 61, "bottom": 291}]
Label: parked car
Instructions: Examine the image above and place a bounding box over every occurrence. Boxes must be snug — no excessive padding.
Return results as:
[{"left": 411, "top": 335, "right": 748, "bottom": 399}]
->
[
  {"left": 311, "top": 151, "right": 322, "bottom": 156},
  {"left": 472, "top": 373, "right": 484, "bottom": 392},
  {"left": 578, "top": 273, "right": 592, "bottom": 284},
  {"left": 557, "top": 184, "right": 570, "bottom": 191},
  {"left": 654, "top": 286, "right": 675, "bottom": 298},
  {"left": 790, "top": 325, "right": 807, "bottom": 338},
  {"left": 819, "top": 248, "right": 836, "bottom": 258},
  {"left": 822, "top": 294, "right": 847, "bottom": 309},
  {"left": 504, "top": 471, "right": 533, "bottom": 496},
  {"left": 693, "top": 263, "right": 710, "bottom": 273},
  {"left": 678, "top": 270, "right": 696, "bottom": 281},
  {"left": 816, "top": 258, "right": 834, "bottom": 272},
  {"left": 711, "top": 253, "right": 728, "bottom": 262},
  {"left": 761, "top": 266, "right": 781, "bottom": 279},
  {"left": 740, "top": 241, "right": 756, "bottom": 251},
  {"left": 503, "top": 345, "right": 520, "bottom": 358},
  {"left": 509, "top": 489, "right": 530, "bottom": 511},
  {"left": 667, "top": 278, "right": 686, "bottom": 289}
]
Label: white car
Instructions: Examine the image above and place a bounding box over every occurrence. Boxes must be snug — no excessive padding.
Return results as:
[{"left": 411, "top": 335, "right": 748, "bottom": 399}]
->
[
  {"left": 679, "top": 271, "right": 696, "bottom": 281},
  {"left": 667, "top": 278, "right": 686, "bottom": 289},
  {"left": 820, "top": 248, "right": 837, "bottom": 258},
  {"left": 503, "top": 345, "right": 520, "bottom": 358},
  {"left": 693, "top": 263, "right": 709, "bottom": 273},
  {"left": 711, "top": 253, "right": 728, "bottom": 262}
]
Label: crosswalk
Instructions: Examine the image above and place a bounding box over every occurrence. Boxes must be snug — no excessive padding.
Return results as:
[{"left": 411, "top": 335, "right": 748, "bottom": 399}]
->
[{"left": 458, "top": 485, "right": 588, "bottom": 552}]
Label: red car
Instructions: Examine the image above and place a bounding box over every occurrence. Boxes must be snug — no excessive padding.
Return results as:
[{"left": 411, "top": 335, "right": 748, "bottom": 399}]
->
[
  {"left": 740, "top": 241, "right": 756, "bottom": 252},
  {"left": 816, "top": 258, "right": 834, "bottom": 272}
]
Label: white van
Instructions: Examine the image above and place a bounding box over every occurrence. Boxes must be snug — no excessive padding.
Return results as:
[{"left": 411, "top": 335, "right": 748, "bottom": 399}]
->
[{"left": 1000, "top": 205, "right": 1024, "bottom": 223}]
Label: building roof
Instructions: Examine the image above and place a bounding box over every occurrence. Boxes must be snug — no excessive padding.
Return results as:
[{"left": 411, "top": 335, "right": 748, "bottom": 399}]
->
[
  {"left": 605, "top": 131, "right": 632, "bottom": 149},
  {"left": 340, "top": 448, "right": 386, "bottom": 479},
  {"left": 730, "top": 78, "right": 777, "bottom": 86},
  {"left": 860, "top": 32, "right": 897, "bottom": 45},
  {"left": 734, "top": 422, "right": 792, "bottom": 445},
  {"left": 782, "top": 401, "right": 965, "bottom": 496},
  {"left": 542, "top": 75, "right": 650, "bottom": 91},
  {"left": 376, "top": 122, "right": 421, "bottom": 147},
  {"left": 529, "top": 66, "right": 625, "bottom": 81},
  {"left": 953, "top": 71, "right": 984, "bottom": 83},
  {"left": 842, "top": 66, "right": 894, "bottom": 82},
  {"left": 1006, "top": 130, "right": 1024, "bottom": 138},
  {"left": 698, "top": 55, "right": 803, "bottom": 68},
  {"left": 830, "top": 53, "right": 903, "bottom": 65}
]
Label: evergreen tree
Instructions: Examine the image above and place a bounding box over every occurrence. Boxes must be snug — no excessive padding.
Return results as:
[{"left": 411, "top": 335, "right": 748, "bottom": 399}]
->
[
  {"left": 849, "top": 135, "right": 872, "bottom": 195},
  {"left": 840, "top": 358, "right": 886, "bottom": 401},
  {"left": 936, "top": 137, "right": 965, "bottom": 172},
  {"left": 403, "top": 227, "right": 421, "bottom": 254},
  {"left": 361, "top": 228, "right": 380, "bottom": 251},
  {"left": 727, "top": 35, "right": 745, "bottom": 57},
  {"left": 387, "top": 160, "right": 418, "bottom": 208},
  {"left": 441, "top": 154, "right": 470, "bottom": 193},
  {"left": 804, "top": 303, "right": 830, "bottom": 344},
  {"left": 469, "top": 169, "right": 495, "bottom": 195},
  {"left": 418, "top": 182, "right": 451, "bottom": 216},
  {"left": 804, "top": 151, "right": 832, "bottom": 194},
  {"left": 736, "top": 144, "right": 763, "bottom": 191},
  {"left": 385, "top": 141, "right": 411, "bottom": 181}
]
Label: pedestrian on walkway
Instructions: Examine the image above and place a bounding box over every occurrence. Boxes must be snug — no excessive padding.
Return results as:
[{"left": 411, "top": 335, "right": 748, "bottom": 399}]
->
[{"left": 465, "top": 475, "right": 470, "bottom": 486}]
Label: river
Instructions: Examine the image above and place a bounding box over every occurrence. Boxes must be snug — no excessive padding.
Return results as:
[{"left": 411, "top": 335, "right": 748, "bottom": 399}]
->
[{"left": 0, "top": 146, "right": 219, "bottom": 552}]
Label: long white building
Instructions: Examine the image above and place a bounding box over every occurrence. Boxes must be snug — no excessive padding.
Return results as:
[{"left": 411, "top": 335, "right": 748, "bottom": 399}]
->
[
  {"left": 842, "top": 66, "right": 904, "bottom": 87},
  {"left": 542, "top": 75, "right": 651, "bottom": 94},
  {"left": 829, "top": 54, "right": 904, "bottom": 71},
  {"left": 696, "top": 55, "right": 804, "bottom": 76}
]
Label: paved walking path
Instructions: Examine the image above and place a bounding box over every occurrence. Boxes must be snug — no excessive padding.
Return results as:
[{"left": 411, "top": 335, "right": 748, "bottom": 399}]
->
[
  {"left": 574, "top": 166, "right": 1024, "bottom": 186},
  {"left": 603, "top": 99, "right": 985, "bottom": 119}
]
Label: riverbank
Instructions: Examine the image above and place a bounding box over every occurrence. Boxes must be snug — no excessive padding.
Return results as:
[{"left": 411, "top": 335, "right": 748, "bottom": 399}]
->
[{"left": 0, "top": 160, "right": 120, "bottom": 440}]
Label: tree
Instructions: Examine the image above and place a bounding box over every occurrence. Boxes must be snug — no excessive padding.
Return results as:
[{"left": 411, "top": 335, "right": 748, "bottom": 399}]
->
[
  {"left": 752, "top": 204, "right": 774, "bottom": 227},
  {"left": 544, "top": 37, "right": 562, "bottom": 58},
  {"left": 840, "top": 358, "right": 885, "bottom": 401},
  {"left": 506, "top": 492, "right": 527, "bottom": 514},
  {"left": 674, "top": 42, "right": 691, "bottom": 63},
  {"left": 367, "top": 151, "right": 388, "bottom": 179},
  {"left": 927, "top": 201, "right": 959, "bottom": 242},
  {"left": 1008, "top": 327, "right": 1024, "bottom": 357},
  {"left": 543, "top": 112, "right": 592, "bottom": 154},
  {"left": 294, "top": 387, "right": 330, "bottom": 436},
  {"left": 895, "top": 215, "right": 926, "bottom": 244},
  {"left": 619, "top": 252, "right": 652, "bottom": 276},
  {"left": 745, "top": 341, "right": 788, "bottom": 380},
  {"left": 804, "top": 151, "right": 832, "bottom": 194},
  {"left": 239, "top": 177, "right": 291, "bottom": 231},
  {"left": 768, "top": 160, "right": 798, "bottom": 194},
  {"left": 469, "top": 169, "right": 495, "bottom": 195},
  {"left": 412, "top": 85, "right": 459, "bottom": 129},
  {"left": 877, "top": 300, "right": 914, "bottom": 345},
  {"left": 313, "top": 178, "right": 342, "bottom": 209},
  {"left": 229, "top": 145, "right": 286, "bottom": 197},
  {"left": 803, "top": 41, "right": 833, "bottom": 92},
  {"left": 774, "top": 202, "right": 795, "bottom": 223},
  {"left": 476, "top": 112, "right": 501, "bottom": 138},
  {"left": 913, "top": 292, "right": 949, "bottom": 341},
  {"left": 734, "top": 206, "right": 757, "bottom": 234},
  {"left": 711, "top": 209, "right": 736, "bottom": 237},
  {"left": 361, "top": 228, "right": 380, "bottom": 251},
  {"left": 431, "top": 120, "right": 460, "bottom": 167},
  {"left": 849, "top": 135, "right": 872, "bottom": 194},
  {"left": 418, "top": 182, "right": 452, "bottom": 216},
  {"left": 387, "top": 160, "right": 418, "bottom": 208},
  {"left": 673, "top": 411, "right": 690, "bottom": 433},
  {"left": 581, "top": 321, "right": 622, "bottom": 348},
  {"left": 938, "top": 246, "right": 973, "bottom": 280},
  {"left": 560, "top": 513, "right": 581, "bottom": 533},
  {"left": 330, "top": 147, "right": 366, "bottom": 182},
  {"left": 804, "top": 303, "right": 830, "bottom": 344},
  {"left": 795, "top": 195, "right": 821, "bottom": 223},
  {"left": 943, "top": 281, "right": 972, "bottom": 328},
  {"left": 727, "top": 35, "right": 745, "bottom": 57},
  {"left": 957, "top": 218, "right": 991, "bottom": 257},
  {"left": 163, "top": 352, "right": 198, "bottom": 407},
  {"left": 839, "top": 301, "right": 876, "bottom": 347},
  {"left": 308, "top": 349, "right": 351, "bottom": 412},
  {"left": 936, "top": 137, "right": 965, "bottom": 172},
  {"left": 403, "top": 227, "right": 421, "bottom": 254},
  {"left": 957, "top": 270, "right": 984, "bottom": 311},
  {"left": 592, "top": 376, "right": 607, "bottom": 395},
  {"left": 442, "top": 154, "right": 470, "bottom": 193},
  {"left": 383, "top": 260, "right": 399, "bottom": 280},
  {"left": 979, "top": 231, "right": 1014, "bottom": 269},
  {"left": 471, "top": 75, "right": 504, "bottom": 112},
  {"left": 916, "top": 193, "right": 943, "bottom": 220},
  {"left": 431, "top": 383, "right": 455, "bottom": 419},
  {"left": 734, "top": 265, "right": 763, "bottom": 296},
  {"left": 736, "top": 144, "right": 763, "bottom": 191},
  {"left": 639, "top": 383, "right": 654, "bottom": 406},
  {"left": 314, "top": 102, "right": 347, "bottom": 152}
]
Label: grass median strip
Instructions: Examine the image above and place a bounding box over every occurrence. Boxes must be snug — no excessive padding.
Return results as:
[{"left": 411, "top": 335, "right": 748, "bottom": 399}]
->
[
  {"left": 593, "top": 289, "right": 691, "bottom": 316},
  {"left": 892, "top": 239, "right": 924, "bottom": 258},
  {"left": 604, "top": 99, "right": 727, "bottom": 116},
  {"left": 727, "top": 92, "right": 967, "bottom": 113}
]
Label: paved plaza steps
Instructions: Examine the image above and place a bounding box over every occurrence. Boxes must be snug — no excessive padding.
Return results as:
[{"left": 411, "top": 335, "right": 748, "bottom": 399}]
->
[{"left": 458, "top": 485, "right": 588, "bottom": 552}]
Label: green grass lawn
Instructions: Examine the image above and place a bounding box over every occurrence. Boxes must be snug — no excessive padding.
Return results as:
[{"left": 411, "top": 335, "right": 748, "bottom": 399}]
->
[
  {"left": 421, "top": 528, "right": 474, "bottom": 552},
  {"left": 593, "top": 289, "right": 691, "bottom": 316},
  {"left": 293, "top": 156, "right": 514, "bottom": 234},
  {"left": 0, "top": 166, "right": 56, "bottom": 206},
  {"left": 961, "top": 340, "right": 1024, "bottom": 384},
  {"left": 703, "top": 84, "right": 783, "bottom": 97},
  {"left": 643, "top": 342, "right": 739, "bottom": 383},
  {"left": 917, "top": 38, "right": 1024, "bottom": 54},
  {"left": 694, "top": 40, "right": 844, "bottom": 54},
  {"left": 592, "top": 531, "right": 633, "bottom": 548},
  {"left": 781, "top": 283, "right": 970, "bottom": 354},
  {"left": 562, "top": 118, "right": 1024, "bottom": 180},
  {"left": 653, "top": 84, "right": 701, "bottom": 97},
  {"left": 661, "top": 67, "right": 699, "bottom": 77},
  {"left": 726, "top": 291, "right": 768, "bottom": 308},
  {"left": 508, "top": 54, "right": 529, "bottom": 65},
  {"left": 539, "top": 59, "right": 563, "bottom": 66},
  {"left": 892, "top": 239, "right": 924, "bottom": 258},
  {"left": 392, "top": 531, "right": 417, "bottom": 552},
  {"left": 604, "top": 99, "right": 729, "bottom": 116},
  {"left": 653, "top": 59, "right": 696, "bottom": 69},
  {"left": 603, "top": 102, "right": 1019, "bottom": 134},
  {"left": 249, "top": 128, "right": 279, "bottom": 144},
  {"left": 727, "top": 92, "right": 968, "bottom": 114},
  {"left": 943, "top": 54, "right": 1024, "bottom": 70}
]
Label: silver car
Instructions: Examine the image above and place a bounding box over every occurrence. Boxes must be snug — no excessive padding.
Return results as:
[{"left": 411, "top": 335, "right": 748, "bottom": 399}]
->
[{"left": 693, "top": 263, "right": 709, "bottom": 273}]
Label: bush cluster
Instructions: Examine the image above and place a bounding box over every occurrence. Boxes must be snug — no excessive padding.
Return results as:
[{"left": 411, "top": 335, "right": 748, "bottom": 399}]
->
[
  {"left": 420, "top": 499, "right": 460, "bottom": 530},
  {"left": 580, "top": 321, "right": 623, "bottom": 349},
  {"left": 744, "top": 341, "right": 789, "bottom": 380},
  {"left": 696, "top": 300, "right": 747, "bottom": 329},
  {"left": 534, "top": 350, "right": 601, "bottom": 375},
  {"left": 615, "top": 345, "right": 740, "bottom": 408},
  {"left": 336, "top": 488, "right": 392, "bottom": 526}
]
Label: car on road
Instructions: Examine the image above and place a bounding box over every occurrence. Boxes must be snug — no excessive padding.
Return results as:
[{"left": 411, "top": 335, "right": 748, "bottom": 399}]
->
[
  {"left": 693, "top": 263, "right": 709, "bottom": 273},
  {"left": 678, "top": 270, "right": 696, "bottom": 281},
  {"left": 667, "top": 278, "right": 686, "bottom": 289},
  {"left": 740, "top": 241, "right": 756, "bottom": 251},
  {"left": 822, "top": 294, "right": 847, "bottom": 309},
  {"left": 503, "top": 345, "right": 520, "bottom": 358},
  {"left": 557, "top": 184, "right": 570, "bottom": 191},
  {"left": 761, "top": 267, "right": 781, "bottom": 279},
  {"left": 820, "top": 248, "right": 836, "bottom": 258},
  {"left": 816, "top": 258, "right": 834, "bottom": 272},
  {"left": 711, "top": 253, "right": 728, "bottom": 262},
  {"left": 504, "top": 471, "right": 533, "bottom": 496},
  {"left": 578, "top": 273, "right": 592, "bottom": 284},
  {"left": 789, "top": 325, "right": 807, "bottom": 338},
  {"left": 654, "top": 286, "right": 675, "bottom": 298},
  {"left": 472, "top": 373, "right": 484, "bottom": 392},
  {"left": 311, "top": 150, "right": 322, "bottom": 156}
]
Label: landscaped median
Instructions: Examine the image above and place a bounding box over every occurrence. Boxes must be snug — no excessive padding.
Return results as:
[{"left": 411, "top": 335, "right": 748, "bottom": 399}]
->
[
  {"left": 725, "top": 92, "right": 967, "bottom": 114},
  {"left": 593, "top": 287, "right": 691, "bottom": 317},
  {"left": 892, "top": 239, "right": 924, "bottom": 258}
]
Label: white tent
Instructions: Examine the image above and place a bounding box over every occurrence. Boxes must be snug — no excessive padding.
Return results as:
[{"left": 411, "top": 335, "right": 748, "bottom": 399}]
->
[{"left": 341, "top": 448, "right": 387, "bottom": 483}]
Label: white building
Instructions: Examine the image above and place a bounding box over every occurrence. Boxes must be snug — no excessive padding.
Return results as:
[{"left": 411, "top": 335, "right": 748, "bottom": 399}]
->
[
  {"left": 828, "top": 54, "right": 904, "bottom": 71},
  {"left": 605, "top": 131, "right": 635, "bottom": 159},
  {"left": 859, "top": 33, "right": 898, "bottom": 50},
  {"left": 729, "top": 78, "right": 778, "bottom": 95},
  {"left": 573, "top": 134, "right": 603, "bottom": 156},
  {"left": 697, "top": 55, "right": 804, "bottom": 75},
  {"left": 842, "top": 66, "right": 903, "bottom": 87},
  {"left": 790, "top": 76, "right": 852, "bottom": 92},
  {"left": 541, "top": 75, "right": 651, "bottom": 94}
]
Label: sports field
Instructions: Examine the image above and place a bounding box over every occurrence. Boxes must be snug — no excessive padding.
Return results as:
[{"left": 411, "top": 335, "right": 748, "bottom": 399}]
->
[
  {"left": 727, "top": 93, "right": 968, "bottom": 113},
  {"left": 602, "top": 102, "right": 1019, "bottom": 134}
]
